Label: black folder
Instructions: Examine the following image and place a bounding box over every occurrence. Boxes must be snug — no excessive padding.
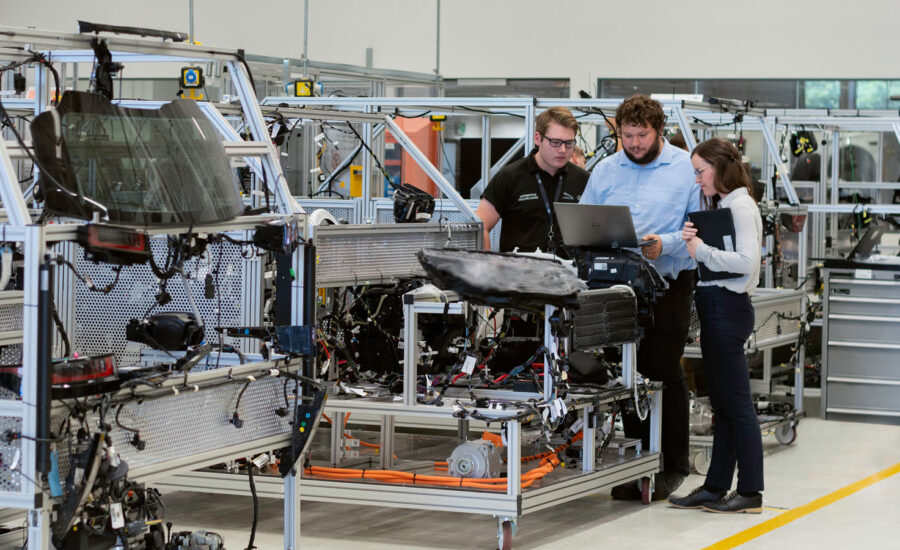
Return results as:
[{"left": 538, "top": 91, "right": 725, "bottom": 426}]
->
[{"left": 687, "top": 208, "right": 742, "bottom": 281}]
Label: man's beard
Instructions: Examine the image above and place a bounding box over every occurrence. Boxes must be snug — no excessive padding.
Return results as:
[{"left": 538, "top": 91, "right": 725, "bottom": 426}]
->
[{"left": 623, "top": 138, "right": 662, "bottom": 165}]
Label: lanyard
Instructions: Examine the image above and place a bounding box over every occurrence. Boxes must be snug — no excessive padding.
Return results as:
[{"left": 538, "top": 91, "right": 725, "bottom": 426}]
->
[{"left": 535, "top": 171, "right": 564, "bottom": 250}]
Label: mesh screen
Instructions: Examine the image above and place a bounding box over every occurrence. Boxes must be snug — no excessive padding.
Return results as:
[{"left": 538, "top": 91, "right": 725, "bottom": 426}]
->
[
  {"left": 71, "top": 239, "right": 257, "bottom": 366},
  {"left": 0, "top": 416, "right": 22, "bottom": 493},
  {"left": 315, "top": 223, "right": 480, "bottom": 287},
  {"left": 50, "top": 376, "right": 292, "bottom": 479},
  {"left": 297, "top": 199, "right": 358, "bottom": 224},
  {"left": 686, "top": 290, "right": 803, "bottom": 349}
]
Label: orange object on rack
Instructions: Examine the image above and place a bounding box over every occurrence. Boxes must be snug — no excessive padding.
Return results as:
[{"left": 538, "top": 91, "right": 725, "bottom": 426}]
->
[{"left": 305, "top": 454, "right": 560, "bottom": 491}]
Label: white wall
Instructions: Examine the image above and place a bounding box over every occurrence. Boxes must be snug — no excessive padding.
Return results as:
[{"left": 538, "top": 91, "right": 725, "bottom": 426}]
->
[{"left": 2, "top": 0, "right": 898, "bottom": 96}]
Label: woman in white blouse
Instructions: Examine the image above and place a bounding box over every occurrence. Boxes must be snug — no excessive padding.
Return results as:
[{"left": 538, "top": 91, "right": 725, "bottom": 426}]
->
[{"left": 668, "top": 137, "right": 764, "bottom": 514}]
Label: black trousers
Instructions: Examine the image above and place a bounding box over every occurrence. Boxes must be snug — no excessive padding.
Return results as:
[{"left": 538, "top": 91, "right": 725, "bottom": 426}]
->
[
  {"left": 623, "top": 269, "right": 694, "bottom": 478},
  {"left": 696, "top": 286, "right": 764, "bottom": 493}
]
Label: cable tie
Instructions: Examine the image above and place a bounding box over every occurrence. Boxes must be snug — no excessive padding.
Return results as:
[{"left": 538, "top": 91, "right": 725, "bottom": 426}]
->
[
  {"left": 171, "top": 387, "right": 179, "bottom": 395},
  {"left": 360, "top": 468, "right": 366, "bottom": 479},
  {"left": 192, "top": 385, "right": 199, "bottom": 392}
]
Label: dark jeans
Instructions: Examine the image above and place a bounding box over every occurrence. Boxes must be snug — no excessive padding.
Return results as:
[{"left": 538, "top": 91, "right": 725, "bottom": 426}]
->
[
  {"left": 696, "top": 286, "right": 764, "bottom": 493},
  {"left": 623, "top": 269, "right": 694, "bottom": 478}
]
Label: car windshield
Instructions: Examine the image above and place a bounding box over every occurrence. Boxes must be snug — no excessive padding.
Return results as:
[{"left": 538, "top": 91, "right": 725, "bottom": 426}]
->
[{"left": 31, "top": 91, "right": 244, "bottom": 227}]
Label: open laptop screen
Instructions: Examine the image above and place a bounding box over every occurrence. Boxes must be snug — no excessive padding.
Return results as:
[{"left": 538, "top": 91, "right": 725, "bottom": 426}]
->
[{"left": 553, "top": 203, "right": 641, "bottom": 248}]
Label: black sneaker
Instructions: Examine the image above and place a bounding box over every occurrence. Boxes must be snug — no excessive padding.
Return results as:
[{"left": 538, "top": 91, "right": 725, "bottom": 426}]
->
[
  {"left": 668, "top": 486, "right": 726, "bottom": 509},
  {"left": 701, "top": 491, "right": 763, "bottom": 514}
]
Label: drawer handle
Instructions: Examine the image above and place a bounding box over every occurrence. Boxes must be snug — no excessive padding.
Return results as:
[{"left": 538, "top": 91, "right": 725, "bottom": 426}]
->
[
  {"left": 826, "top": 408, "right": 900, "bottom": 418},
  {"left": 829, "top": 296, "right": 900, "bottom": 305},
  {"left": 827, "top": 376, "right": 900, "bottom": 386},
  {"left": 829, "top": 314, "right": 900, "bottom": 323},
  {"left": 829, "top": 340, "right": 900, "bottom": 350},
  {"left": 830, "top": 278, "right": 900, "bottom": 287}
]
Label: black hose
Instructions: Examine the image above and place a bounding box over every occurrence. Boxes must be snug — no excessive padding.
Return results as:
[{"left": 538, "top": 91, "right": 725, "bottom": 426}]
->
[{"left": 245, "top": 466, "right": 259, "bottom": 550}]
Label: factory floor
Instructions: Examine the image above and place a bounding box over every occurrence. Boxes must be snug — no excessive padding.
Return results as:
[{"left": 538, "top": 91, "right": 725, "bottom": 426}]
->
[{"left": 161, "top": 397, "right": 900, "bottom": 549}]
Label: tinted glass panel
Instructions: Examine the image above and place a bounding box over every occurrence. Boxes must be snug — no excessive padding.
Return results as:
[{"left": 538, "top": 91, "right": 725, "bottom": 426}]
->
[{"left": 31, "top": 92, "right": 243, "bottom": 227}]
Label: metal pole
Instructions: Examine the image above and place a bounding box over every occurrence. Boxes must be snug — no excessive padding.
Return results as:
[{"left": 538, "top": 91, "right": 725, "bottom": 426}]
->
[
  {"left": 581, "top": 406, "right": 595, "bottom": 474},
  {"left": 759, "top": 118, "right": 800, "bottom": 205},
  {"left": 189, "top": 0, "right": 194, "bottom": 44},
  {"left": 481, "top": 115, "right": 491, "bottom": 191},
  {"left": 402, "top": 296, "right": 417, "bottom": 407},
  {"left": 362, "top": 107, "right": 374, "bottom": 221},
  {"left": 671, "top": 105, "right": 696, "bottom": 150},
  {"left": 36, "top": 257, "right": 53, "bottom": 475},
  {"left": 524, "top": 103, "right": 535, "bottom": 158},
  {"left": 830, "top": 130, "right": 840, "bottom": 252},
  {"left": 283, "top": 473, "right": 300, "bottom": 550},
  {"left": 434, "top": 0, "right": 441, "bottom": 94},
  {"left": 543, "top": 304, "right": 555, "bottom": 399},
  {"left": 302, "top": 0, "right": 310, "bottom": 76},
  {"left": 622, "top": 342, "right": 636, "bottom": 389},
  {"left": 505, "top": 421, "right": 521, "bottom": 497}
]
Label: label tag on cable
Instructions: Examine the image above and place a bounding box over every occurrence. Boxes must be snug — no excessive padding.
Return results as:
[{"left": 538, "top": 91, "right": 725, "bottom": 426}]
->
[
  {"left": 461, "top": 354, "right": 476, "bottom": 375},
  {"left": 110, "top": 501, "right": 125, "bottom": 529},
  {"left": 569, "top": 417, "right": 584, "bottom": 435}
]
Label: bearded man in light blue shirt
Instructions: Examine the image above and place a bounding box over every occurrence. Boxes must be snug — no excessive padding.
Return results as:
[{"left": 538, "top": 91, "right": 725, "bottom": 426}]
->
[{"left": 580, "top": 94, "right": 699, "bottom": 501}]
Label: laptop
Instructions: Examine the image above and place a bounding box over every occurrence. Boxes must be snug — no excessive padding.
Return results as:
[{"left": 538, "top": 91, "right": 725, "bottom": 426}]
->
[{"left": 553, "top": 203, "right": 643, "bottom": 248}]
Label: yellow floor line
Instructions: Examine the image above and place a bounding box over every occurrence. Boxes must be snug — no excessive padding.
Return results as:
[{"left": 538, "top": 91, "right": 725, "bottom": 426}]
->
[{"left": 704, "top": 461, "right": 900, "bottom": 550}]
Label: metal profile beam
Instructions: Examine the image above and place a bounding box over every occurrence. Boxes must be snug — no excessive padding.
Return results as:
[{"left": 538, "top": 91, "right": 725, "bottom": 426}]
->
[
  {"left": 383, "top": 116, "right": 477, "bottom": 221},
  {"left": 0, "top": 139, "right": 32, "bottom": 225},
  {"left": 226, "top": 60, "right": 302, "bottom": 215},
  {"left": 758, "top": 118, "right": 799, "bottom": 205},
  {"left": 0, "top": 26, "right": 245, "bottom": 62},
  {"left": 671, "top": 105, "right": 697, "bottom": 150},
  {"left": 804, "top": 204, "right": 900, "bottom": 214}
]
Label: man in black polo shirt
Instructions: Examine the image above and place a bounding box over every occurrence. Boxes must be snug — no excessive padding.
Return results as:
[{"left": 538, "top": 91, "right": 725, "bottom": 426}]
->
[{"left": 476, "top": 106, "right": 589, "bottom": 256}]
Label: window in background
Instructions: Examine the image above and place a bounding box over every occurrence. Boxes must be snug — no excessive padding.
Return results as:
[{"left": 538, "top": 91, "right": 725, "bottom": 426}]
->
[
  {"left": 803, "top": 80, "right": 840, "bottom": 109},
  {"left": 855, "top": 80, "right": 900, "bottom": 109}
]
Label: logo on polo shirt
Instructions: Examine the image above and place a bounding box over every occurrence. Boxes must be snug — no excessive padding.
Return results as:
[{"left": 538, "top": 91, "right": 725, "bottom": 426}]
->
[{"left": 517, "top": 193, "right": 539, "bottom": 202}]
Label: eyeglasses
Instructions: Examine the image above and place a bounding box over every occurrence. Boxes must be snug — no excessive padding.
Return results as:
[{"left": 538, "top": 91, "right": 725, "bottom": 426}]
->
[
  {"left": 694, "top": 166, "right": 711, "bottom": 178},
  {"left": 541, "top": 134, "right": 577, "bottom": 150}
]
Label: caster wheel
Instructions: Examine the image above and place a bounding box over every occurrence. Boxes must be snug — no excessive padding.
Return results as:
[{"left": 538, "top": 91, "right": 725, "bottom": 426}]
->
[
  {"left": 640, "top": 477, "right": 652, "bottom": 505},
  {"left": 498, "top": 520, "right": 514, "bottom": 550},
  {"left": 775, "top": 423, "right": 796, "bottom": 445},
  {"left": 692, "top": 449, "right": 711, "bottom": 476}
]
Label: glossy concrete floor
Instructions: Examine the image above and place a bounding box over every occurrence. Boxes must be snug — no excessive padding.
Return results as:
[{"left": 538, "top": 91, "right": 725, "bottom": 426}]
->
[{"left": 161, "top": 399, "right": 900, "bottom": 549}]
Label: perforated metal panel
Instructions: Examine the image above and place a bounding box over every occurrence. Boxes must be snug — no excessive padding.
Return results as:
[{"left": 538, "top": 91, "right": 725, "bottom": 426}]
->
[
  {"left": 686, "top": 288, "right": 804, "bottom": 349},
  {"left": 0, "top": 298, "right": 23, "bottom": 367},
  {"left": 51, "top": 375, "right": 293, "bottom": 481},
  {"left": 0, "top": 344, "right": 21, "bottom": 367},
  {"left": 0, "top": 416, "right": 22, "bottom": 493},
  {"left": 297, "top": 198, "right": 360, "bottom": 224},
  {"left": 71, "top": 239, "right": 260, "bottom": 366},
  {"left": 0, "top": 303, "right": 22, "bottom": 334},
  {"left": 314, "top": 222, "right": 481, "bottom": 287},
  {"left": 373, "top": 198, "right": 481, "bottom": 225}
]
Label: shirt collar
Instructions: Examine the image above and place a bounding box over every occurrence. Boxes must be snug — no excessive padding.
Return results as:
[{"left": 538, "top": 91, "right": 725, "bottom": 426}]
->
[
  {"left": 527, "top": 148, "right": 568, "bottom": 178},
  {"left": 719, "top": 186, "right": 749, "bottom": 207}
]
